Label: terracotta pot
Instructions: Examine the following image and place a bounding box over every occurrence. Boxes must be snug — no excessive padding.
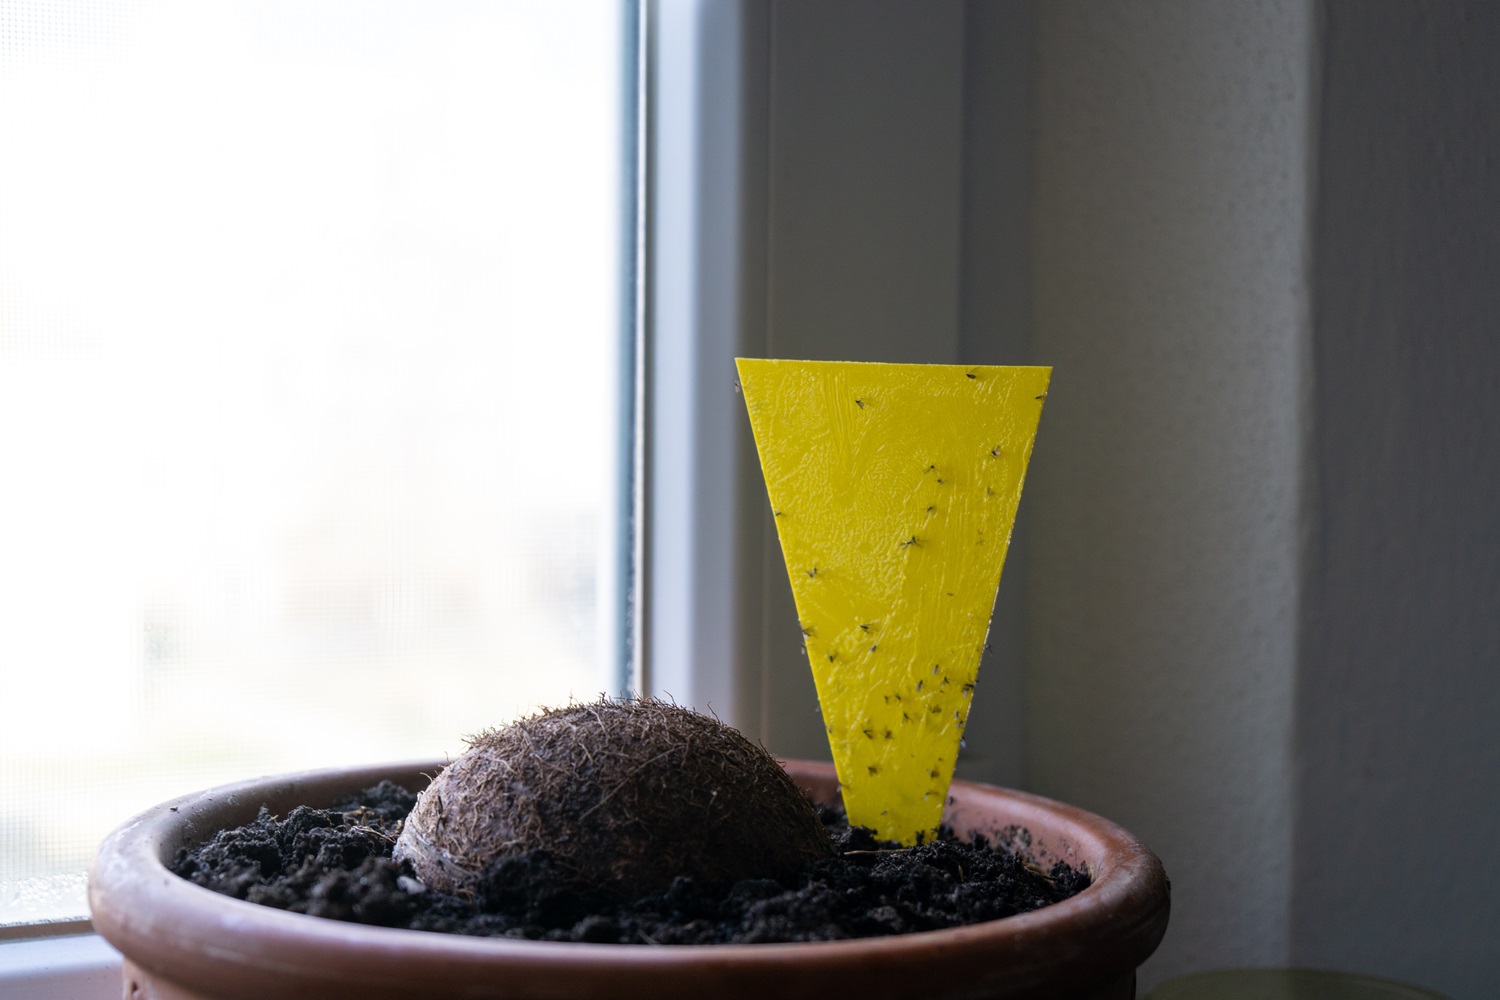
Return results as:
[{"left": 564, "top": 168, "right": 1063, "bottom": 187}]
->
[{"left": 90, "top": 760, "right": 1169, "bottom": 1000}]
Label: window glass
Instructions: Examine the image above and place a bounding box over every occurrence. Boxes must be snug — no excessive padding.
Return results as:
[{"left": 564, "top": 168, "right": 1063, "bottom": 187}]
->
[{"left": 0, "top": 0, "right": 631, "bottom": 924}]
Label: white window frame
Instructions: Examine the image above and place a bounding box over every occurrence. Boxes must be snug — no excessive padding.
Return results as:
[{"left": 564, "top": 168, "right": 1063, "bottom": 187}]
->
[{"left": 0, "top": 934, "right": 121, "bottom": 1000}]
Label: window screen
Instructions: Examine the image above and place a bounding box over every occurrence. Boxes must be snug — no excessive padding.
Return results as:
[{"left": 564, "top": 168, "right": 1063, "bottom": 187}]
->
[{"left": 0, "top": 0, "right": 634, "bottom": 925}]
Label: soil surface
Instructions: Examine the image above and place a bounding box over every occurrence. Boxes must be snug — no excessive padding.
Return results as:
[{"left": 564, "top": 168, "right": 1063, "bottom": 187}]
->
[{"left": 171, "top": 781, "right": 1090, "bottom": 944}]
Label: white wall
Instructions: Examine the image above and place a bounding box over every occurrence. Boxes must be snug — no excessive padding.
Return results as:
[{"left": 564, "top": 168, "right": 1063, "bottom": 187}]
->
[
  {"left": 1023, "top": 0, "right": 1313, "bottom": 985},
  {"left": 1017, "top": 3, "right": 1500, "bottom": 995},
  {"left": 1292, "top": 4, "right": 1500, "bottom": 996}
]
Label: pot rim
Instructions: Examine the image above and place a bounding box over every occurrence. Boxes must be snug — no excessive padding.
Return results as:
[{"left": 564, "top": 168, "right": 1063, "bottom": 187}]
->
[{"left": 90, "top": 759, "right": 1169, "bottom": 1000}]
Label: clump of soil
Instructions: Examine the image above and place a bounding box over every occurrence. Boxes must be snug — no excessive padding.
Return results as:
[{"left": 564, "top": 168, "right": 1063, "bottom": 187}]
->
[
  {"left": 393, "top": 700, "right": 833, "bottom": 899},
  {"left": 171, "top": 782, "right": 1091, "bottom": 944}
]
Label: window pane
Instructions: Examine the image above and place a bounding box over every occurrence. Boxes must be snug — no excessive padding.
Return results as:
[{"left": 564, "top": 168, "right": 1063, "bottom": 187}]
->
[{"left": 0, "top": 0, "right": 631, "bottom": 924}]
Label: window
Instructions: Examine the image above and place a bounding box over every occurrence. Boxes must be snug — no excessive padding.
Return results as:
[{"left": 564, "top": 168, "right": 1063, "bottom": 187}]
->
[{"left": 1, "top": 0, "right": 635, "bottom": 928}]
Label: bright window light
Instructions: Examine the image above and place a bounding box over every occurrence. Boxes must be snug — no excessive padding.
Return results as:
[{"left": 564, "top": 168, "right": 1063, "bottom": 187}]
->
[{"left": 0, "top": 0, "right": 632, "bottom": 924}]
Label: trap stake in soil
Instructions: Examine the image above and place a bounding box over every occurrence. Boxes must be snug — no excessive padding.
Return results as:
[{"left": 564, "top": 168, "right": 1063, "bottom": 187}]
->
[
  {"left": 737, "top": 359, "right": 1050, "bottom": 845},
  {"left": 394, "top": 700, "right": 832, "bottom": 899}
]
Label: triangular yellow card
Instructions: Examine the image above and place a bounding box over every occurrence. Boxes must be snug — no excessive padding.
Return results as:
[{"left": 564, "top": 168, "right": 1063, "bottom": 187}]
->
[{"left": 737, "top": 359, "right": 1050, "bottom": 844}]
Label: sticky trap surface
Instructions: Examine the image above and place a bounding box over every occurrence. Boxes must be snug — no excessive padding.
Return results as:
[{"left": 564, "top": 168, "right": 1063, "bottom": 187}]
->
[{"left": 737, "top": 359, "right": 1049, "bottom": 844}]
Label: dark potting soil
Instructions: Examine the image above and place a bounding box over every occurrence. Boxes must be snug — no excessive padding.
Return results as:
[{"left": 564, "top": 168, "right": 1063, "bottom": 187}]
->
[{"left": 170, "top": 781, "right": 1090, "bottom": 945}]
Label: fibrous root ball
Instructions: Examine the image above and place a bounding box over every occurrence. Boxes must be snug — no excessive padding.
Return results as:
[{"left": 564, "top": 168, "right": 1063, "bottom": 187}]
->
[{"left": 393, "top": 699, "right": 833, "bottom": 899}]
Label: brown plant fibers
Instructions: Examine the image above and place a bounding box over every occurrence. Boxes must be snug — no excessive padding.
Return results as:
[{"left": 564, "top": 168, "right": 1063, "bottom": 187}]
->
[{"left": 393, "top": 699, "right": 833, "bottom": 899}]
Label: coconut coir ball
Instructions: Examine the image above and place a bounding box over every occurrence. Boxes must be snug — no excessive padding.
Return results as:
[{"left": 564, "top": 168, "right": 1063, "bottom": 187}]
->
[{"left": 394, "top": 699, "right": 833, "bottom": 899}]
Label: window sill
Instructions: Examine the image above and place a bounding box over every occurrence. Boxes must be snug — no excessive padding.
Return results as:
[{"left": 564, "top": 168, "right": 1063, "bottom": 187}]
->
[{"left": 0, "top": 932, "right": 121, "bottom": 1000}]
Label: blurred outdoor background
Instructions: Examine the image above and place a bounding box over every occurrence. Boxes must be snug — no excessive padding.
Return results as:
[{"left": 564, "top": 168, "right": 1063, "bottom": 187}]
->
[{"left": 0, "top": 0, "right": 629, "bottom": 923}]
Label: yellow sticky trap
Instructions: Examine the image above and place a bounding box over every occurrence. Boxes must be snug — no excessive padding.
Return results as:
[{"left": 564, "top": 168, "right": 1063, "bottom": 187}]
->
[{"left": 737, "top": 359, "right": 1049, "bottom": 844}]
